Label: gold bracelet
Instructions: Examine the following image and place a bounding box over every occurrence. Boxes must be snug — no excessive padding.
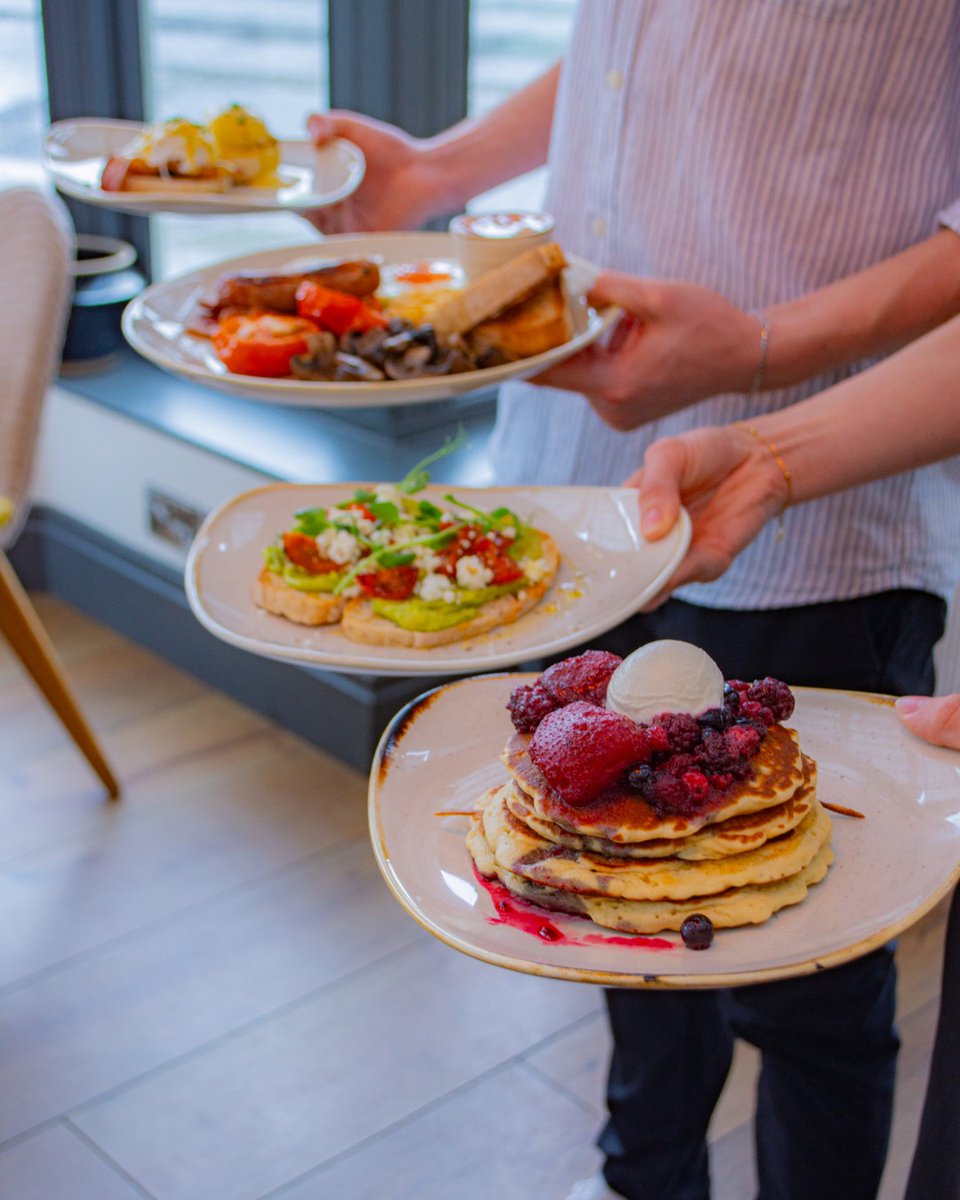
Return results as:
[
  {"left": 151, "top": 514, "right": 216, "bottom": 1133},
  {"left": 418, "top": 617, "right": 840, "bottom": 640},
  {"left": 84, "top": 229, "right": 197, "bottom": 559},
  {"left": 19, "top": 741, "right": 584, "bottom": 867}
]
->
[{"left": 737, "top": 424, "right": 793, "bottom": 542}]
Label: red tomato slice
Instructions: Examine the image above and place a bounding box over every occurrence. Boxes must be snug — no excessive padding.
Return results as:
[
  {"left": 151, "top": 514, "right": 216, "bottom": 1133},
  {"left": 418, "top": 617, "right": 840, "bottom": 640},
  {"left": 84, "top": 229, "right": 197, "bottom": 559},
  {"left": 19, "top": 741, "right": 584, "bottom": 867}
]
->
[
  {"left": 357, "top": 565, "right": 419, "bottom": 600},
  {"left": 296, "top": 282, "right": 387, "bottom": 336},
  {"left": 213, "top": 311, "right": 318, "bottom": 377},
  {"left": 281, "top": 531, "right": 340, "bottom": 575}
]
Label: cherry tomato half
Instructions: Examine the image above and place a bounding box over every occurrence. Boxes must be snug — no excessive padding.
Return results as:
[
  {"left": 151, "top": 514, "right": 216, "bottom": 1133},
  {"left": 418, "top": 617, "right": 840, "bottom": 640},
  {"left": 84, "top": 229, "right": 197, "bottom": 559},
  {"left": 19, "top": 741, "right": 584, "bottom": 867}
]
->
[
  {"left": 282, "top": 531, "right": 339, "bottom": 575},
  {"left": 296, "top": 282, "right": 387, "bottom": 337},
  {"left": 213, "top": 311, "right": 318, "bottom": 377}
]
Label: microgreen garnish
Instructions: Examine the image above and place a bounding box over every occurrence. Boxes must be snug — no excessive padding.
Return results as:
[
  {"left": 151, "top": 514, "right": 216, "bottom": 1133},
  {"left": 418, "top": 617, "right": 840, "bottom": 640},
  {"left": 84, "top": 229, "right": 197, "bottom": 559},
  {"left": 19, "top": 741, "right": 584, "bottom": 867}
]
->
[
  {"left": 442, "top": 494, "right": 518, "bottom": 532},
  {"left": 293, "top": 507, "right": 329, "bottom": 536},
  {"left": 398, "top": 426, "right": 466, "bottom": 495}
]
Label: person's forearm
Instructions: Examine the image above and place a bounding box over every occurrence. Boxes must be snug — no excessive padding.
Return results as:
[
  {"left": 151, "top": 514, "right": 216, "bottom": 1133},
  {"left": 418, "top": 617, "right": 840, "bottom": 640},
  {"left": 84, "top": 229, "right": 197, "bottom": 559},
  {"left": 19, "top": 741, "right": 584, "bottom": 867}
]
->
[
  {"left": 418, "top": 62, "right": 561, "bottom": 216},
  {"left": 753, "top": 313, "right": 960, "bottom": 502},
  {"left": 763, "top": 228, "right": 960, "bottom": 390}
]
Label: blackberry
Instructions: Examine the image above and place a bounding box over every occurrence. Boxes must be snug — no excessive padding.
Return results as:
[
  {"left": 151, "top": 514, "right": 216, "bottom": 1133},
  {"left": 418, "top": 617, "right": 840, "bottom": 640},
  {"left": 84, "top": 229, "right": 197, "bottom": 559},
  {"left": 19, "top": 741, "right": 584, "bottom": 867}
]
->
[
  {"left": 506, "top": 681, "right": 556, "bottom": 733},
  {"left": 740, "top": 699, "right": 775, "bottom": 728},
  {"left": 680, "top": 914, "right": 714, "bottom": 950},
  {"left": 724, "top": 724, "right": 762, "bottom": 760},
  {"left": 723, "top": 683, "right": 742, "bottom": 714},
  {"left": 663, "top": 752, "right": 696, "bottom": 777},
  {"left": 698, "top": 728, "right": 732, "bottom": 772},
  {"left": 646, "top": 770, "right": 691, "bottom": 812},
  {"left": 747, "top": 677, "right": 796, "bottom": 723}
]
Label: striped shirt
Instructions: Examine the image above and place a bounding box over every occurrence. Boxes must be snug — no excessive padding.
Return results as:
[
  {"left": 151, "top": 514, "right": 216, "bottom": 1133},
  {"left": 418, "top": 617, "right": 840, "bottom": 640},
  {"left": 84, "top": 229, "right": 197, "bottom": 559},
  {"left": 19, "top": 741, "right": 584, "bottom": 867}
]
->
[{"left": 489, "top": 0, "right": 960, "bottom": 609}]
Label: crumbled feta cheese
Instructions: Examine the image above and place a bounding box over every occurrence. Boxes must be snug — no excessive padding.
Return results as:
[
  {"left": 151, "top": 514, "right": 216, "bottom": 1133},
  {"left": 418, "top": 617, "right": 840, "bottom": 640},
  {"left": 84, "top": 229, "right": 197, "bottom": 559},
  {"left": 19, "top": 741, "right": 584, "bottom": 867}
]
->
[
  {"left": 350, "top": 515, "right": 377, "bottom": 537},
  {"left": 415, "top": 548, "right": 443, "bottom": 573},
  {"left": 374, "top": 484, "right": 401, "bottom": 504},
  {"left": 369, "top": 528, "right": 393, "bottom": 546},
  {"left": 500, "top": 525, "right": 517, "bottom": 540},
  {"left": 316, "top": 527, "right": 362, "bottom": 565},
  {"left": 418, "top": 572, "right": 457, "bottom": 604},
  {"left": 456, "top": 555, "right": 494, "bottom": 590},
  {"left": 520, "top": 556, "right": 549, "bottom": 583}
]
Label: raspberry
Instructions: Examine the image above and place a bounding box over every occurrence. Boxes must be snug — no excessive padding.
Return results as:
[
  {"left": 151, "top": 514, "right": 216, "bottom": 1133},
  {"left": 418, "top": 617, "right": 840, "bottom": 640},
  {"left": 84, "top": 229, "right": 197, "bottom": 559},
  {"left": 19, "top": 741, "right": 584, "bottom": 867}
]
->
[
  {"left": 728, "top": 680, "right": 751, "bottom": 696},
  {"left": 682, "top": 770, "right": 710, "bottom": 803},
  {"left": 539, "top": 650, "right": 623, "bottom": 708},
  {"left": 645, "top": 725, "right": 672, "bottom": 753},
  {"left": 740, "top": 699, "right": 775, "bottom": 727},
  {"left": 747, "top": 677, "right": 796, "bottom": 723},
  {"left": 709, "top": 772, "right": 734, "bottom": 791},
  {"left": 663, "top": 752, "right": 696, "bottom": 777},
  {"left": 644, "top": 770, "right": 691, "bottom": 812},
  {"left": 724, "top": 724, "right": 762, "bottom": 760},
  {"left": 651, "top": 711, "right": 701, "bottom": 752},
  {"left": 506, "top": 681, "right": 556, "bottom": 733},
  {"left": 529, "top": 701, "right": 651, "bottom": 806}
]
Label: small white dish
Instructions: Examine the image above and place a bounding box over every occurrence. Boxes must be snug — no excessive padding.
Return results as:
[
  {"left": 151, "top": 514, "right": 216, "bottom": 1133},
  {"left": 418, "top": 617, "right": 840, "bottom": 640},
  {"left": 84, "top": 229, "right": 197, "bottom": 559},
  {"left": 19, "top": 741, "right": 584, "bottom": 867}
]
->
[
  {"left": 43, "top": 118, "right": 365, "bottom": 215},
  {"left": 121, "top": 233, "right": 615, "bottom": 408},
  {"left": 184, "top": 483, "right": 692, "bottom": 676},
  {"left": 370, "top": 677, "right": 960, "bottom": 987}
]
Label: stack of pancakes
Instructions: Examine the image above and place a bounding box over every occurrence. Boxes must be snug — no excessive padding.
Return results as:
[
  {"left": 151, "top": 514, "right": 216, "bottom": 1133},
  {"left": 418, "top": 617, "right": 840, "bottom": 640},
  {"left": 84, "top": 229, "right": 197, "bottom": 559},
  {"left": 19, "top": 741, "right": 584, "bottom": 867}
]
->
[{"left": 467, "top": 723, "right": 833, "bottom": 934}]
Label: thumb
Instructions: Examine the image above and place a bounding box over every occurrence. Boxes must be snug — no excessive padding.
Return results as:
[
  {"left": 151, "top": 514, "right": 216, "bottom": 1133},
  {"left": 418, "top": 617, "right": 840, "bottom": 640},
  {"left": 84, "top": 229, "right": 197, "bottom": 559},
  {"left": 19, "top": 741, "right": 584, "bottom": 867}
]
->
[
  {"left": 629, "top": 440, "right": 686, "bottom": 541},
  {"left": 307, "top": 111, "right": 371, "bottom": 147},
  {"left": 895, "top": 694, "right": 960, "bottom": 751},
  {"left": 587, "top": 271, "right": 661, "bottom": 320}
]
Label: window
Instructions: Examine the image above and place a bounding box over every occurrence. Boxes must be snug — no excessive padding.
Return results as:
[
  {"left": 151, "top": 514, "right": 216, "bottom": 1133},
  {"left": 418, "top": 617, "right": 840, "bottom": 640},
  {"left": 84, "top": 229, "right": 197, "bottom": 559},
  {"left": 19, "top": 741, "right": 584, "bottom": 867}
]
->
[
  {"left": 143, "top": 0, "right": 329, "bottom": 277},
  {"left": 467, "top": 0, "right": 577, "bottom": 215},
  {"left": 0, "top": 0, "right": 49, "bottom": 189}
]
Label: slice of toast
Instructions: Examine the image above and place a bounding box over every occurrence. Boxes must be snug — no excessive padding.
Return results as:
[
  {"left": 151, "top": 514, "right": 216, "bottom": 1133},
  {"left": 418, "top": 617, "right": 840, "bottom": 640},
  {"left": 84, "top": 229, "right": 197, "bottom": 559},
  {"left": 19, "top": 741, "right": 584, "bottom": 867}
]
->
[
  {"left": 467, "top": 278, "right": 573, "bottom": 362},
  {"left": 253, "top": 567, "right": 345, "bottom": 626},
  {"left": 429, "top": 243, "right": 568, "bottom": 340},
  {"left": 339, "top": 533, "right": 560, "bottom": 648}
]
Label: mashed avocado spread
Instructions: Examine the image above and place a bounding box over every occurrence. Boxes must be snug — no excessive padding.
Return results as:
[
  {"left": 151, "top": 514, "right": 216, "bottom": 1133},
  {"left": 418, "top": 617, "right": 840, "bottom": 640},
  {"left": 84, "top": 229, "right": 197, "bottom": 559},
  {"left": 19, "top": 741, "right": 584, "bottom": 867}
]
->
[
  {"left": 264, "top": 546, "right": 340, "bottom": 593},
  {"left": 371, "top": 580, "right": 525, "bottom": 631}
]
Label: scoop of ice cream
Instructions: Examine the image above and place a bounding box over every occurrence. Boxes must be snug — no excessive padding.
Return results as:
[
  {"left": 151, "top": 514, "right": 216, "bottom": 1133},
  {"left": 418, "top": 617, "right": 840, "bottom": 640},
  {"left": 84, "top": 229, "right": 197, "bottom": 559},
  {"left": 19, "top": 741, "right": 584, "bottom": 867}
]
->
[{"left": 605, "top": 640, "right": 724, "bottom": 725}]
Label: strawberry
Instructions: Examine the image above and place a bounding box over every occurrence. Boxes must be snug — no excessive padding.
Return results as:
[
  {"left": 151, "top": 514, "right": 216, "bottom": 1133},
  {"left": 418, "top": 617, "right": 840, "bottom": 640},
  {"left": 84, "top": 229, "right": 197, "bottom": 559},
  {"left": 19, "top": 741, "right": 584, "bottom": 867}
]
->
[
  {"left": 539, "top": 650, "right": 623, "bottom": 707},
  {"left": 529, "top": 701, "right": 652, "bottom": 805}
]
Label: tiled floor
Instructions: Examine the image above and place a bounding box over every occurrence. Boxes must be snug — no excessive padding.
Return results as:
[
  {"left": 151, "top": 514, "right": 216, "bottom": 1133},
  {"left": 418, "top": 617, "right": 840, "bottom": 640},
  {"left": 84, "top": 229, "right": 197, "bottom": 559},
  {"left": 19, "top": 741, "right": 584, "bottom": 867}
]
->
[{"left": 0, "top": 596, "right": 947, "bottom": 1199}]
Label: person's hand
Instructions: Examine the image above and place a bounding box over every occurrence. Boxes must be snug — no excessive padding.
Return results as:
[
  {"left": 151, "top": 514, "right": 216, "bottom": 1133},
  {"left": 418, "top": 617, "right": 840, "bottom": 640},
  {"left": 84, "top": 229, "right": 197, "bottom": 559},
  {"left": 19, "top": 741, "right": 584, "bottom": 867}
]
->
[
  {"left": 623, "top": 424, "right": 789, "bottom": 608},
  {"left": 533, "top": 271, "right": 763, "bottom": 430},
  {"left": 303, "top": 111, "right": 444, "bottom": 234},
  {"left": 895, "top": 694, "right": 960, "bottom": 750}
]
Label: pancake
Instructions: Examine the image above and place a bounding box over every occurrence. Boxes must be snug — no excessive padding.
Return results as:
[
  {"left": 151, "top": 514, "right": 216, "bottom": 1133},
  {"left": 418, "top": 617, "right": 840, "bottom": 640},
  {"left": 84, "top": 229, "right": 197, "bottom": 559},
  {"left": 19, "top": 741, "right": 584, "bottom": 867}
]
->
[
  {"left": 502, "top": 722, "right": 806, "bottom": 844},
  {"left": 467, "top": 825, "right": 835, "bottom": 935},
  {"left": 476, "top": 783, "right": 832, "bottom": 902},
  {"left": 505, "top": 756, "right": 817, "bottom": 861}
]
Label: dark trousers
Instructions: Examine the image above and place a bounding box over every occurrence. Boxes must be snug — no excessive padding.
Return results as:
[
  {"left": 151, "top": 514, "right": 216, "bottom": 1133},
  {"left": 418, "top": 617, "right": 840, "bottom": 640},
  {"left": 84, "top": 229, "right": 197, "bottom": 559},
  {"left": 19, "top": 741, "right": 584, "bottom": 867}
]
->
[{"left": 590, "top": 589, "right": 947, "bottom": 1200}]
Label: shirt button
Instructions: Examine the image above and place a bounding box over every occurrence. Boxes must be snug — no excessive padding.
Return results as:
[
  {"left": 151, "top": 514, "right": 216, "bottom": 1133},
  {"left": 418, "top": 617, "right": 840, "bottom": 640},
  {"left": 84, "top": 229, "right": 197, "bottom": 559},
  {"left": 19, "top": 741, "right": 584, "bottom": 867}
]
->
[
  {"left": 591, "top": 216, "right": 607, "bottom": 238},
  {"left": 606, "top": 68, "right": 624, "bottom": 90}
]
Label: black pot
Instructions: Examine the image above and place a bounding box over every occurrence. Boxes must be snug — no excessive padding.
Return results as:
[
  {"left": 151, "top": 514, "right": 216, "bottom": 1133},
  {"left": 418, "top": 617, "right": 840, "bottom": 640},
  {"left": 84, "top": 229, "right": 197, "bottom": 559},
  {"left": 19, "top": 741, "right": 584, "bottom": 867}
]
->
[{"left": 62, "top": 235, "right": 146, "bottom": 365}]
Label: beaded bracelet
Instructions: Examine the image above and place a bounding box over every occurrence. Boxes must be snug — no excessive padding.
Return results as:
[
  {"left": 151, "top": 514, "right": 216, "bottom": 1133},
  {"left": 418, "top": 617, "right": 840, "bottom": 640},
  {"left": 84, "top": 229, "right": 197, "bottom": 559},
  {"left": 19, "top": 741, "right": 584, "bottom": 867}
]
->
[{"left": 737, "top": 424, "right": 793, "bottom": 542}]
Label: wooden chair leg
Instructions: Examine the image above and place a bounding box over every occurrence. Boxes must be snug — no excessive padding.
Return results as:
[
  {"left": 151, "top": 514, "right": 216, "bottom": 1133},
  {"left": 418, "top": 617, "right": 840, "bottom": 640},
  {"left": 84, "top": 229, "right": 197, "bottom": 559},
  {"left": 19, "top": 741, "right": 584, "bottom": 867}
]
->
[{"left": 0, "top": 550, "right": 120, "bottom": 798}]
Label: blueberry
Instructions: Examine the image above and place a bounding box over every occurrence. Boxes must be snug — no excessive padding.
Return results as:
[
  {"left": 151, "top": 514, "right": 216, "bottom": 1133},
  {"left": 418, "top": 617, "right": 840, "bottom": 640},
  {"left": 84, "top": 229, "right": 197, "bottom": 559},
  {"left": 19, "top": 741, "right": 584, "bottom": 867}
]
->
[
  {"left": 698, "top": 707, "right": 726, "bottom": 732},
  {"left": 627, "top": 764, "right": 654, "bottom": 791},
  {"left": 680, "top": 914, "right": 714, "bottom": 950}
]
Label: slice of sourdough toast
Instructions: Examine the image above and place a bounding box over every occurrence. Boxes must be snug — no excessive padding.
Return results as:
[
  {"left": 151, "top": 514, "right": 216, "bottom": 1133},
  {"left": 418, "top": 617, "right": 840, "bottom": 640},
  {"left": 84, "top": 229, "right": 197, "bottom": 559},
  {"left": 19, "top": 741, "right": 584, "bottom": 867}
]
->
[{"left": 253, "top": 567, "right": 345, "bottom": 626}]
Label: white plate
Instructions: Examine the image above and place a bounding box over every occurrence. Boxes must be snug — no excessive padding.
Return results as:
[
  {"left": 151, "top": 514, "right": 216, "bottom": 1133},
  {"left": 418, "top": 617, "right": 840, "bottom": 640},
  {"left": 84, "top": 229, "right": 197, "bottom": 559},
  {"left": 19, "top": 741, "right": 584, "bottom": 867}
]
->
[
  {"left": 184, "top": 483, "right": 692, "bottom": 676},
  {"left": 370, "top": 676, "right": 960, "bottom": 987},
  {"left": 43, "top": 118, "right": 365, "bottom": 215},
  {"left": 121, "top": 233, "right": 616, "bottom": 407}
]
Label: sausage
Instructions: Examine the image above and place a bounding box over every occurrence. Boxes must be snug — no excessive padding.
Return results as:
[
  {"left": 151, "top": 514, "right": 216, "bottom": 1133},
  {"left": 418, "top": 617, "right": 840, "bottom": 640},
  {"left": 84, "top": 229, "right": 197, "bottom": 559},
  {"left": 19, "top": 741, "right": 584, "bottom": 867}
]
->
[{"left": 210, "top": 259, "right": 381, "bottom": 315}]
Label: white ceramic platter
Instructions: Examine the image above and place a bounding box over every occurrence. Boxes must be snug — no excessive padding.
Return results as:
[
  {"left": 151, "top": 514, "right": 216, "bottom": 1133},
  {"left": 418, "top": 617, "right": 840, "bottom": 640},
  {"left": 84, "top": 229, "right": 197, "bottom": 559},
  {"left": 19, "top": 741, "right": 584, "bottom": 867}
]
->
[
  {"left": 121, "top": 233, "right": 616, "bottom": 407},
  {"left": 43, "top": 118, "right": 365, "bottom": 215},
  {"left": 185, "top": 483, "right": 692, "bottom": 676},
  {"left": 370, "top": 676, "right": 960, "bottom": 987}
]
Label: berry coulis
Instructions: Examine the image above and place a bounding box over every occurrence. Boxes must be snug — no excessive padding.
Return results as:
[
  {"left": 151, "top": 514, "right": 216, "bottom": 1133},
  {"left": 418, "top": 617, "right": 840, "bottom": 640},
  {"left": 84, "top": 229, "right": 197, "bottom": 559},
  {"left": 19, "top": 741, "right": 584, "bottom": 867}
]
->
[{"left": 474, "top": 866, "right": 674, "bottom": 951}]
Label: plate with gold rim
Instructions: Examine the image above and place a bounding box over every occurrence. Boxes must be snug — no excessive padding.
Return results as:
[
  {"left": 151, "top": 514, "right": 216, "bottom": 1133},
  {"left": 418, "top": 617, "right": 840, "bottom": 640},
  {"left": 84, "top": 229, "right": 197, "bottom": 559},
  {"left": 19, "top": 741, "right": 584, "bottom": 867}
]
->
[
  {"left": 184, "top": 483, "right": 691, "bottom": 676},
  {"left": 369, "top": 676, "right": 960, "bottom": 987}
]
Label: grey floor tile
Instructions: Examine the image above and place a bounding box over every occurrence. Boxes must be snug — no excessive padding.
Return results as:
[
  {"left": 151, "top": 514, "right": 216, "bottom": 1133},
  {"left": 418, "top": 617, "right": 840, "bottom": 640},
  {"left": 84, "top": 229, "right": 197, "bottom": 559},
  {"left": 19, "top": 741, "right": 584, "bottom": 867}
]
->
[
  {"left": 71, "top": 940, "right": 600, "bottom": 1200},
  {"left": 0, "top": 1123, "right": 146, "bottom": 1200},
  {"left": 0, "top": 743, "right": 367, "bottom": 988},
  {"left": 275, "top": 1063, "right": 602, "bottom": 1200},
  {"left": 0, "top": 837, "right": 422, "bottom": 1141}
]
